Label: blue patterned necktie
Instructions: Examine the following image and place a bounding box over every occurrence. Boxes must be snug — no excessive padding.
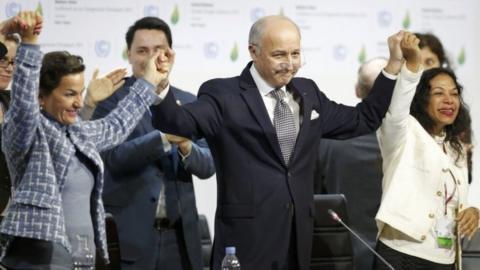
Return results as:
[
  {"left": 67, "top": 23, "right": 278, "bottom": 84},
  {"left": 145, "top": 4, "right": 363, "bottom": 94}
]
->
[{"left": 271, "top": 88, "right": 297, "bottom": 164}]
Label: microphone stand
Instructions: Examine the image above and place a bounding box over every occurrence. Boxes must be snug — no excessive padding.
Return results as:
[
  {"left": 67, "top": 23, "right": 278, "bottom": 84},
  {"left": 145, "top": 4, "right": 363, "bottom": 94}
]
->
[{"left": 328, "top": 209, "right": 395, "bottom": 270}]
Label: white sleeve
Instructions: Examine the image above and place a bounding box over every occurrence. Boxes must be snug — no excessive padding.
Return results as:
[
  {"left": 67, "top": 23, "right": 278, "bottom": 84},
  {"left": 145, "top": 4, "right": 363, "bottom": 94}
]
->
[{"left": 377, "top": 63, "right": 423, "bottom": 157}]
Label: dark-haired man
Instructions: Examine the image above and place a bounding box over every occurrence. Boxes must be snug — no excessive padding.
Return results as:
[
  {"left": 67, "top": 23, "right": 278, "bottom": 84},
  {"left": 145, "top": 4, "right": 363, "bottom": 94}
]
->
[{"left": 92, "top": 17, "right": 215, "bottom": 270}]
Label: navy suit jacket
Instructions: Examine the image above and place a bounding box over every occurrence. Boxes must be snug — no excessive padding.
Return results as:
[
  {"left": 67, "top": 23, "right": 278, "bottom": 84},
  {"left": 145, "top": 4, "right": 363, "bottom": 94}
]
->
[
  {"left": 151, "top": 62, "right": 395, "bottom": 270},
  {"left": 92, "top": 78, "right": 215, "bottom": 269}
]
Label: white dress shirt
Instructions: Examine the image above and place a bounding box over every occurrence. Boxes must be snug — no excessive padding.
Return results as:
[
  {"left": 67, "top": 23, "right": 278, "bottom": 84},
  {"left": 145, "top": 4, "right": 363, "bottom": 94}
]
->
[{"left": 249, "top": 64, "right": 301, "bottom": 135}]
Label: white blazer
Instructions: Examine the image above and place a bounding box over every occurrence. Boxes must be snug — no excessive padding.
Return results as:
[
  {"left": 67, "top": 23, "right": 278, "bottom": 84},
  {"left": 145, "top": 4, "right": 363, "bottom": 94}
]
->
[{"left": 376, "top": 66, "right": 471, "bottom": 242}]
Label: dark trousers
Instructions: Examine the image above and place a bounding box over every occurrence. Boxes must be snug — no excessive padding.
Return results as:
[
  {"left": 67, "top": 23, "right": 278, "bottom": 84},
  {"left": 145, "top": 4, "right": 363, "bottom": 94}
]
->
[
  {"left": 373, "top": 240, "right": 455, "bottom": 270},
  {"left": 0, "top": 237, "right": 72, "bottom": 270},
  {"left": 121, "top": 222, "right": 191, "bottom": 270}
]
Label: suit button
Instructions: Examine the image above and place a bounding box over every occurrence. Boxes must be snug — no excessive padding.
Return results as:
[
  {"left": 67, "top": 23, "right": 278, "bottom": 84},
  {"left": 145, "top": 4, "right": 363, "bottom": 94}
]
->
[
  {"left": 421, "top": 235, "right": 426, "bottom": 241},
  {"left": 150, "top": 197, "right": 156, "bottom": 203},
  {"left": 428, "top": 213, "right": 435, "bottom": 219},
  {"left": 436, "top": 191, "right": 442, "bottom": 197},
  {"left": 457, "top": 180, "right": 461, "bottom": 185},
  {"left": 442, "top": 168, "right": 448, "bottom": 173},
  {"left": 285, "top": 203, "right": 294, "bottom": 215},
  {"left": 287, "top": 172, "right": 292, "bottom": 178}
]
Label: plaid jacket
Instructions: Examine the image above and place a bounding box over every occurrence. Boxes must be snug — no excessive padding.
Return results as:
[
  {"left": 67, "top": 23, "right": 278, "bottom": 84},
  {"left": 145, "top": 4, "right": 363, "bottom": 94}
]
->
[{"left": 0, "top": 44, "right": 158, "bottom": 263}]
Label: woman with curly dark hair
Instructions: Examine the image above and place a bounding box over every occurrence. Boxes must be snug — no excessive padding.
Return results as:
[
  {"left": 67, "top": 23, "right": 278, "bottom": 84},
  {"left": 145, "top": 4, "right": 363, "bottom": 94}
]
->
[
  {"left": 410, "top": 68, "right": 471, "bottom": 163},
  {"left": 415, "top": 32, "right": 474, "bottom": 184},
  {"left": 374, "top": 67, "right": 479, "bottom": 270}
]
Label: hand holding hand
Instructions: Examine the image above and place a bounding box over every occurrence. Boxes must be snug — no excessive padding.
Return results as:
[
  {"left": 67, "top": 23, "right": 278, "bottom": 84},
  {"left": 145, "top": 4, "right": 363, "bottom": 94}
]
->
[
  {"left": 157, "top": 48, "right": 175, "bottom": 91},
  {"left": 142, "top": 49, "right": 174, "bottom": 93},
  {"left": 384, "top": 30, "right": 405, "bottom": 75},
  {"left": 84, "top": 68, "right": 127, "bottom": 107},
  {"left": 457, "top": 207, "right": 479, "bottom": 240},
  {"left": 165, "top": 133, "right": 192, "bottom": 156},
  {"left": 400, "top": 32, "right": 422, "bottom": 72},
  {"left": 0, "top": 11, "right": 43, "bottom": 44}
]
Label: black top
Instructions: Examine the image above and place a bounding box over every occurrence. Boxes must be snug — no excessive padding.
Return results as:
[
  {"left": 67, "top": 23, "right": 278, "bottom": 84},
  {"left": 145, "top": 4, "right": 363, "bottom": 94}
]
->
[
  {"left": 0, "top": 89, "right": 11, "bottom": 213},
  {"left": 0, "top": 42, "right": 7, "bottom": 58}
]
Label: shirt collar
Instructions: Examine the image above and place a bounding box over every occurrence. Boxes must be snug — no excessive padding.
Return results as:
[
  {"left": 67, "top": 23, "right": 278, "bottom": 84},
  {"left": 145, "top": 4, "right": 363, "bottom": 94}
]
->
[{"left": 249, "top": 64, "right": 287, "bottom": 97}]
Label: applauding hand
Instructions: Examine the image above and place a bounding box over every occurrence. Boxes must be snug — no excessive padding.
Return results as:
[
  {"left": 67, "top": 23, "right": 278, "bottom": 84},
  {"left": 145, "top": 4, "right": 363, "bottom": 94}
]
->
[{"left": 84, "top": 68, "right": 127, "bottom": 108}]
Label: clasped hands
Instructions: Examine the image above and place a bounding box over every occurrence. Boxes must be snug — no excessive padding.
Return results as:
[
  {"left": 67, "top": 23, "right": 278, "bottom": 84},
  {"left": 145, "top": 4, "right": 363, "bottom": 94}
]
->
[
  {"left": 0, "top": 11, "right": 43, "bottom": 44},
  {"left": 384, "top": 30, "right": 422, "bottom": 74}
]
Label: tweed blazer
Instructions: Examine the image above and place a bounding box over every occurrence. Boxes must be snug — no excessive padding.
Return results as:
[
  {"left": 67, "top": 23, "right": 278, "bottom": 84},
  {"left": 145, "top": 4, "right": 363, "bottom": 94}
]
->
[{"left": 0, "top": 44, "right": 158, "bottom": 262}]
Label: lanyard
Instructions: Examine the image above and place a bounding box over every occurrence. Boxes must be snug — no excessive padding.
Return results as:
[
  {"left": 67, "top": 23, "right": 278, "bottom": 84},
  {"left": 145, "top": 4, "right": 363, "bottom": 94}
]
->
[{"left": 443, "top": 169, "right": 457, "bottom": 216}]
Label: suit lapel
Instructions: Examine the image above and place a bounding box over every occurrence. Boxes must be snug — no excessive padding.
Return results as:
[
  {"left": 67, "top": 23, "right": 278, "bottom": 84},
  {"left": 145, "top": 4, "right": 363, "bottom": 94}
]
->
[{"left": 239, "top": 64, "right": 285, "bottom": 166}]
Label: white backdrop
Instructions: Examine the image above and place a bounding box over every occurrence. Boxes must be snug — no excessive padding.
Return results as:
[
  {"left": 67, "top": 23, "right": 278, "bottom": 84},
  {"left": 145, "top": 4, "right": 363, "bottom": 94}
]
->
[{"left": 1, "top": 0, "right": 479, "bottom": 235}]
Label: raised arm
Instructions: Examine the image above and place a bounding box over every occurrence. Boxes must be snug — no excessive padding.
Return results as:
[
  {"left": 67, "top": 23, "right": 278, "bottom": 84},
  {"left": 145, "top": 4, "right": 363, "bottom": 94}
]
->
[
  {"left": 1, "top": 12, "right": 43, "bottom": 156},
  {"left": 84, "top": 50, "right": 171, "bottom": 151},
  {"left": 319, "top": 31, "right": 406, "bottom": 140},
  {"left": 377, "top": 32, "right": 423, "bottom": 157}
]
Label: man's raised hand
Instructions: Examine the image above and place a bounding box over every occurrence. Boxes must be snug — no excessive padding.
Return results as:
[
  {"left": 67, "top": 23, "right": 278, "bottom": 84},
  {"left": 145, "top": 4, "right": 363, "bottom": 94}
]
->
[{"left": 384, "top": 30, "right": 405, "bottom": 75}]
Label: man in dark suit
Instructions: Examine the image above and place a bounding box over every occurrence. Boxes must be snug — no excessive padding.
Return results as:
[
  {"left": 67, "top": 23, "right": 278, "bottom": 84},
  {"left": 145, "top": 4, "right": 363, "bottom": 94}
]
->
[
  {"left": 151, "top": 16, "right": 406, "bottom": 270},
  {"left": 314, "top": 57, "right": 388, "bottom": 270},
  {"left": 92, "top": 17, "right": 215, "bottom": 270}
]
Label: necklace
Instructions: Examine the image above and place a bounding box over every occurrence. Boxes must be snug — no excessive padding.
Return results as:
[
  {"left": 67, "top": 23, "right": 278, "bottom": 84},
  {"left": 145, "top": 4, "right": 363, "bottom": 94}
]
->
[{"left": 432, "top": 131, "right": 447, "bottom": 153}]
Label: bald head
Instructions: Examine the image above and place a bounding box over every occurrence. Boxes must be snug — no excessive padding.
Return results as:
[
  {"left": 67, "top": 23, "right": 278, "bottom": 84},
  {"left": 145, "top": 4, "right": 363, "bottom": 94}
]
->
[
  {"left": 355, "top": 57, "right": 388, "bottom": 99},
  {"left": 249, "top": 15, "right": 300, "bottom": 50}
]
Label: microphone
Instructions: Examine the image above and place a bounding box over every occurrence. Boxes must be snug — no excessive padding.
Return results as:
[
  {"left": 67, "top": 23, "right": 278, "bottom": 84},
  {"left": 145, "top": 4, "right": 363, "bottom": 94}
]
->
[{"left": 327, "top": 209, "right": 395, "bottom": 270}]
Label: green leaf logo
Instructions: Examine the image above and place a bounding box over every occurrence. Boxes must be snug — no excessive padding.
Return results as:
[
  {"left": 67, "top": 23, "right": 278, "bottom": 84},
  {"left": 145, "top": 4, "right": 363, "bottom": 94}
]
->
[
  {"left": 358, "top": 45, "right": 366, "bottom": 64},
  {"left": 230, "top": 42, "right": 239, "bottom": 62},
  {"left": 36, "top": 2, "right": 43, "bottom": 16},
  {"left": 402, "top": 11, "right": 411, "bottom": 29},
  {"left": 458, "top": 47, "right": 465, "bottom": 65},
  {"left": 171, "top": 5, "right": 180, "bottom": 25}
]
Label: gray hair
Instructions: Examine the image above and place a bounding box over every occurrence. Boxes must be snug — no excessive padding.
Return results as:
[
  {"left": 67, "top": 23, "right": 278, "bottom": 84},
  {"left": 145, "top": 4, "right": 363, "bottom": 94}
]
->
[
  {"left": 248, "top": 16, "right": 300, "bottom": 51},
  {"left": 356, "top": 57, "right": 388, "bottom": 99}
]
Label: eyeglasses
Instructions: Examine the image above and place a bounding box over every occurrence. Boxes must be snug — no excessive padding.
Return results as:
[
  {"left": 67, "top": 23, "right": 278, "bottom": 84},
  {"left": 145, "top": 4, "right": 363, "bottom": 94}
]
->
[{"left": 0, "top": 58, "right": 15, "bottom": 68}]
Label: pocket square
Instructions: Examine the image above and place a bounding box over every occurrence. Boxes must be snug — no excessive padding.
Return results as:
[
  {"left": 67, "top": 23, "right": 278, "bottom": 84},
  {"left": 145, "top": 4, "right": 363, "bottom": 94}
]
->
[{"left": 310, "top": 110, "right": 320, "bottom": 120}]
